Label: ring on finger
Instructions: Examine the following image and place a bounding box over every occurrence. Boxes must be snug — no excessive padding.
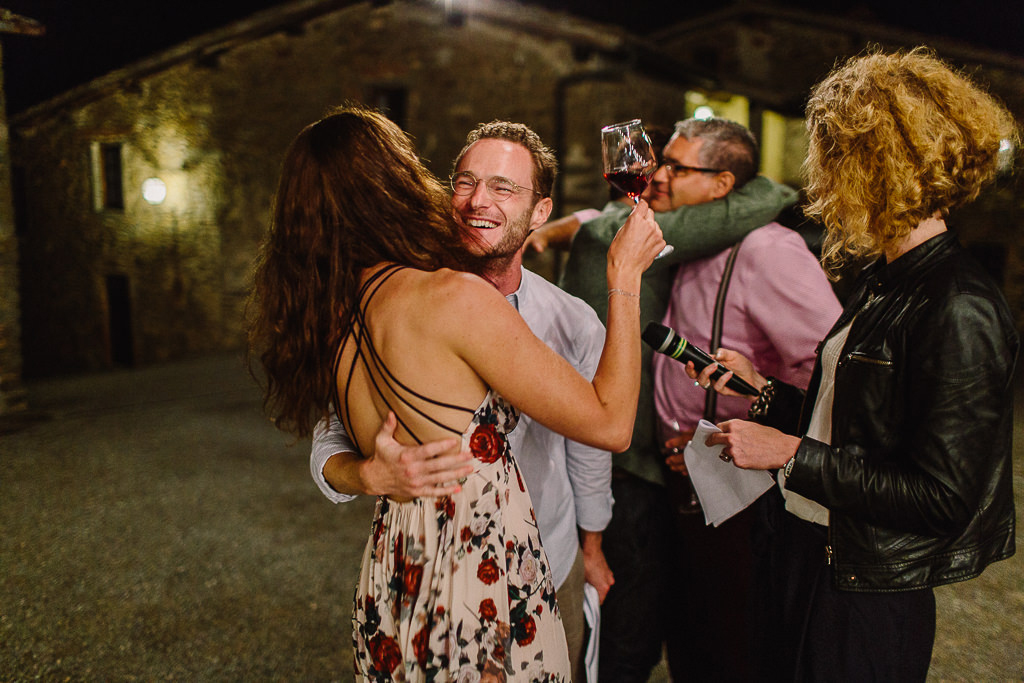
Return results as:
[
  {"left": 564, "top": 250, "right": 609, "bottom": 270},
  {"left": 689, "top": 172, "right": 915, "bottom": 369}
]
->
[{"left": 719, "top": 453, "right": 732, "bottom": 463}]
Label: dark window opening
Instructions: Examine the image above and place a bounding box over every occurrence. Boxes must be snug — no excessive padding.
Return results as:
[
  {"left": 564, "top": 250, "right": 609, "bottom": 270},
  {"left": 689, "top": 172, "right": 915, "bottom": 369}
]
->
[{"left": 100, "top": 142, "right": 124, "bottom": 210}]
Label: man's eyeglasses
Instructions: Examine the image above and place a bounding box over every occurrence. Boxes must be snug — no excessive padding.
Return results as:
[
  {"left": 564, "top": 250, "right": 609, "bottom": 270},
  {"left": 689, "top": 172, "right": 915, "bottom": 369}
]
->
[
  {"left": 659, "top": 161, "right": 725, "bottom": 177},
  {"left": 450, "top": 171, "right": 541, "bottom": 202}
]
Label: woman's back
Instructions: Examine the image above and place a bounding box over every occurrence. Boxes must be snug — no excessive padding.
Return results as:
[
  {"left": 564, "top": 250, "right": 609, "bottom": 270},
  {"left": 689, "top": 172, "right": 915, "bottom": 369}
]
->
[
  {"left": 336, "top": 263, "right": 499, "bottom": 457},
  {"left": 341, "top": 265, "right": 574, "bottom": 681}
]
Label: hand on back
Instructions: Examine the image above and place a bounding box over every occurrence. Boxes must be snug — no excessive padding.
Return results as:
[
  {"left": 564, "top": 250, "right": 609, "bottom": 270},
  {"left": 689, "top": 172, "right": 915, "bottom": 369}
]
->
[{"left": 362, "top": 412, "right": 475, "bottom": 500}]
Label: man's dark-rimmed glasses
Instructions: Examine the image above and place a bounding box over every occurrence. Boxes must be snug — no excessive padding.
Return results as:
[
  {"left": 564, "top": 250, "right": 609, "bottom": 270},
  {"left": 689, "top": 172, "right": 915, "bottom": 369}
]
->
[{"left": 659, "top": 161, "right": 725, "bottom": 177}]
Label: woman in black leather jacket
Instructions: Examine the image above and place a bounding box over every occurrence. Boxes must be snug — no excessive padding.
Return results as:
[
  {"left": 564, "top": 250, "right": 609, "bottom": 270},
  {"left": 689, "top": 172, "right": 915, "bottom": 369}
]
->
[{"left": 692, "top": 48, "right": 1018, "bottom": 681}]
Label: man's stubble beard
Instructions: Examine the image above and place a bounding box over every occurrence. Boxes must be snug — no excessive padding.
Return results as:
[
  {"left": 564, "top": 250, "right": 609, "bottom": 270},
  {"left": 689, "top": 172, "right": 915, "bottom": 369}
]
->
[{"left": 477, "top": 204, "right": 534, "bottom": 277}]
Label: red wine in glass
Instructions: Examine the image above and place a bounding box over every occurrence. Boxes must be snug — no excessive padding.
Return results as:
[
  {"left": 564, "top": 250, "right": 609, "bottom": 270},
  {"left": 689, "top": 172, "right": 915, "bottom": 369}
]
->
[
  {"left": 603, "top": 170, "right": 650, "bottom": 199},
  {"left": 601, "top": 119, "right": 656, "bottom": 205},
  {"left": 600, "top": 119, "right": 673, "bottom": 257}
]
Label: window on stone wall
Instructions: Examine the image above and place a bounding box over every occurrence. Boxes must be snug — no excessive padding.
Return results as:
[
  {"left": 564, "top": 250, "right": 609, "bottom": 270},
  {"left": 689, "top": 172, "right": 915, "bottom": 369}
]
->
[
  {"left": 91, "top": 141, "right": 124, "bottom": 211},
  {"left": 369, "top": 86, "right": 408, "bottom": 130}
]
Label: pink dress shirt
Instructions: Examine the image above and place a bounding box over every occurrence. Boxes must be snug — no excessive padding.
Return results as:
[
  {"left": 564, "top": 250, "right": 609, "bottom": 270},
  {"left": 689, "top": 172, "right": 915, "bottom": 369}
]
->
[{"left": 653, "top": 223, "right": 842, "bottom": 435}]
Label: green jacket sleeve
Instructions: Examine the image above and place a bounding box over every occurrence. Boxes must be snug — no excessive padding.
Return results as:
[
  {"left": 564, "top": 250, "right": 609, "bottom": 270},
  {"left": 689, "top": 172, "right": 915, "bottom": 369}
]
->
[{"left": 655, "top": 176, "right": 798, "bottom": 267}]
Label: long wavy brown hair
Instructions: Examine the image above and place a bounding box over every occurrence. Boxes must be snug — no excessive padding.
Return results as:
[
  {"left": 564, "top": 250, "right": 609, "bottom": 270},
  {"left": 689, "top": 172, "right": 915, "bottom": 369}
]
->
[
  {"left": 248, "top": 105, "right": 482, "bottom": 437},
  {"left": 803, "top": 47, "right": 1018, "bottom": 278}
]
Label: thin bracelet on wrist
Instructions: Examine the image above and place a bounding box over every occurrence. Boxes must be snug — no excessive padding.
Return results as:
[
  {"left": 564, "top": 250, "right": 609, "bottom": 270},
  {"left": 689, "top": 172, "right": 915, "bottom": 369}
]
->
[
  {"left": 783, "top": 455, "right": 796, "bottom": 478},
  {"left": 608, "top": 288, "right": 640, "bottom": 299},
  {"left": 747, "top": 377, "right": 776, "bottom": 420}
]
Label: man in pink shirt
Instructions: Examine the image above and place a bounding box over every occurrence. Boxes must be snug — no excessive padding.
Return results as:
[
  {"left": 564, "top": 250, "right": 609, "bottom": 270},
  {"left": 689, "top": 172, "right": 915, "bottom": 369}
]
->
[{"left": 650, "top": 118, "right": 841, "bottom": 681}]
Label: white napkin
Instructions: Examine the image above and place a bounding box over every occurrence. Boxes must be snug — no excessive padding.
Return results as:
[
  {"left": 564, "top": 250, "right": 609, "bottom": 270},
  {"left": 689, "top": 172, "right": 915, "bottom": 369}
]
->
[
  {"left": 583, "top": 582, "right": 600, "bottom": 682},
  {"left": 683, "top": 419, "right": 775, "bottom": 527}
]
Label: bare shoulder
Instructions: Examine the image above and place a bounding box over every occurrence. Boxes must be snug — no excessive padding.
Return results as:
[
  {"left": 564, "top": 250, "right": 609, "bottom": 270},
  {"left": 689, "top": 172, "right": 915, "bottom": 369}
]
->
[
  {"left": 378, "top": 268, "right": 512, "bottom": 340},
  {"left": 421, "top": 268, "right": 507, "bottom": 311},
  {"left": 370, "top": 266, "right": 493, "bottom": 304}
]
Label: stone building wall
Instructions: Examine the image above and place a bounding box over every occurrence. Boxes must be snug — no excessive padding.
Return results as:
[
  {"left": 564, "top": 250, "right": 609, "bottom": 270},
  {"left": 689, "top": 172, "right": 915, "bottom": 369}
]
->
[
  {"left": 11, "top": 0, "right": 691, "bottom": 377},
  {"left": 0, "top": 46, "right": 26, "bottom": 413}
]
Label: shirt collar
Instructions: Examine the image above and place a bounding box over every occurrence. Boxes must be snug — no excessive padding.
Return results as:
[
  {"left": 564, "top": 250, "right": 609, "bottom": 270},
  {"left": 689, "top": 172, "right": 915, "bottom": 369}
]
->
[{"left": 505, "top": 266, "right": 528, "bottom": 311}]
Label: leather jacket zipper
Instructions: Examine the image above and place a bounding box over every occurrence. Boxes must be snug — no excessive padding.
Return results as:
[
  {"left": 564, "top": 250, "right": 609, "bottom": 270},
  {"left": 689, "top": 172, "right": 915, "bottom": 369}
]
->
[
  {"left": 843, "top": 352, "right": 893, "bottom": 367},
  {"left": 826, "top": 523, "right": 834, "bottom": 565}
]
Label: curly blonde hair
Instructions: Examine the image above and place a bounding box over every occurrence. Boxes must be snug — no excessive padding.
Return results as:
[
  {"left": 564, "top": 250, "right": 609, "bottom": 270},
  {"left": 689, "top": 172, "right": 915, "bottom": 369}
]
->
[{"left": 803, "top": 47, "right": 1018, "bottom": 277}]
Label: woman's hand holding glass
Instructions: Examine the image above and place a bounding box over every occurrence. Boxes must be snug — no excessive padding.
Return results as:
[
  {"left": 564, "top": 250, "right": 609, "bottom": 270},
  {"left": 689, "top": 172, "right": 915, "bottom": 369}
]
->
[{"left": 607, "top": 199, "right": 665, "bottom": 283}]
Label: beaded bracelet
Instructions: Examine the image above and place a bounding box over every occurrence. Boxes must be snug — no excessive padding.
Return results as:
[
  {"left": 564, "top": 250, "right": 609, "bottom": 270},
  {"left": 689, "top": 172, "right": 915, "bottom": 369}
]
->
[
  {"left": 608, "top": 288, "right": 640, "bottom": 299},
  {"left": 747, "top": 378, "right": 777, "bottom": 420}
]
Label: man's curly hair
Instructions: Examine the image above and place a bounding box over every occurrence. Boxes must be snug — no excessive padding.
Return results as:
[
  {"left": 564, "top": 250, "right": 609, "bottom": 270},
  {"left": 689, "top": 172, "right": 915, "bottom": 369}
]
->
[
  {"left": 803, "top": 47, "right": 1018, "bottom": 277},
  {"left": 453, "top": 120, "right": 558, "bottom": 199}
]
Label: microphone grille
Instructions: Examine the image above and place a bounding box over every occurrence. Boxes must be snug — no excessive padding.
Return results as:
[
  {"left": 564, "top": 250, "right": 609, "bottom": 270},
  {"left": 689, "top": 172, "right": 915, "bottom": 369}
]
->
[{"left": 642, "top": 322, "right": 671, "bottom": 351}]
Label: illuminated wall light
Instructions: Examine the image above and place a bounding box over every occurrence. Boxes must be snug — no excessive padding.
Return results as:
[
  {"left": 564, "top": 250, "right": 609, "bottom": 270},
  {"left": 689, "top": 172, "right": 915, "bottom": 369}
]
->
[
  {"left": 142, "top": 177, "right": 167, "bottom": 205},
  {"left": 997, "top": 138, "right": 1015, "bottom": 174},
  {"left": 693, "top": 106, "right": 715, "bottom": 120}
]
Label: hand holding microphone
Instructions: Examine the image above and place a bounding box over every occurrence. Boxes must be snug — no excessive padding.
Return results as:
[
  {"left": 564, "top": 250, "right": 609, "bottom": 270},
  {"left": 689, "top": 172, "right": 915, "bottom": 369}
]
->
[{"left": 642, "top": 322, "right": 760, "bottom": 396}]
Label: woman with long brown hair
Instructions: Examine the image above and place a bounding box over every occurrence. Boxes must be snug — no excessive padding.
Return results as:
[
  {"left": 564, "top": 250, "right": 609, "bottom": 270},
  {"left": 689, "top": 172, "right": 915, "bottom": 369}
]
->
[{"left": 248, "top": 105, "right": 664, "bottom": 681}]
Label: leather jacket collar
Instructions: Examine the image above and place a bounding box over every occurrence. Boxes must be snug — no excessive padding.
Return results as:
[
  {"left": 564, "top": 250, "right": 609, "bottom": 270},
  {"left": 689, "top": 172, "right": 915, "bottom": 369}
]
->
[{"left": 862, "top": 231, "right": 957, "bottom": 297}]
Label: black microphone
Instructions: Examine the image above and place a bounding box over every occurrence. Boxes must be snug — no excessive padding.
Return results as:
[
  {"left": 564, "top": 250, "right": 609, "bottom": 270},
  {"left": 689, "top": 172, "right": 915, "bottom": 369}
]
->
[{"left": 642, "top": 321, "right": 760, "bottom": 396}]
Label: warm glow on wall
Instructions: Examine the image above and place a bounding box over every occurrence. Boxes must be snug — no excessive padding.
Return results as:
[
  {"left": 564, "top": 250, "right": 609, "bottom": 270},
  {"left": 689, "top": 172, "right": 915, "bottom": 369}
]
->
[{"left": 685, "top": 91, "right": 749, "bottom": 126}]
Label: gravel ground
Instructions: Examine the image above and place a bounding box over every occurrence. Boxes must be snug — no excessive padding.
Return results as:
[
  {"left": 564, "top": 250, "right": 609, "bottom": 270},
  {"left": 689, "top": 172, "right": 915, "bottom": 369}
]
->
[{"left": 1, "top": 352, "right": 1021, "bottom": 681}]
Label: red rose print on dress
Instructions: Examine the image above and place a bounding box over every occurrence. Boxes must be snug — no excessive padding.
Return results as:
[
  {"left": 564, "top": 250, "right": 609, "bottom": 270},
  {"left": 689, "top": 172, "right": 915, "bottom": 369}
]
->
[
  {"left": 351, "top": 394, "right": 568, "bottom": 678},
  {"left": 368, "top": 632, "right": 402, "bottom": 673},
  {"left": 477, "top": 557, "right": 501, "bottom": 584},
  {"left": 469, "top": 423, "right": 503, "bottom": 464},
  {"left": 514, "top": 614, "right": 537, "bottom": 646},
  {"left": 413, "top": 624, "right": 431, "bottom": 668},
  {"left": 402, "top": 561, "right": 423, "bottom": 595},
  {"left": 479, "top": 598, "right": 497, "bottom": 621}
]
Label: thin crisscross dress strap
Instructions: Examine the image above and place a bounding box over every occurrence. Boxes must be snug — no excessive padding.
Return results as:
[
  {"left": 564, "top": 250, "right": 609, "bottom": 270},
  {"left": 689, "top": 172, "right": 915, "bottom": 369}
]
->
[{"left": 332, "top": 264, "right": 478, "bottom": 452}]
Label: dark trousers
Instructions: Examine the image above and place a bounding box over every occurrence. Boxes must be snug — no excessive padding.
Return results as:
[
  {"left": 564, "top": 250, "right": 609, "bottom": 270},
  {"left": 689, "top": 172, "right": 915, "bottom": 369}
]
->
[
  {"left": 598, "top": 469, "right": 759, "bottom": 683},
  {"left": 665, "top": 489, "right": 758, "bottom": 682},
  {"left": 755, "top": 490, "right": 936, "bottom": 682},
  {"left": 598, "top": 470, "right": 683, "bottom": 683}
]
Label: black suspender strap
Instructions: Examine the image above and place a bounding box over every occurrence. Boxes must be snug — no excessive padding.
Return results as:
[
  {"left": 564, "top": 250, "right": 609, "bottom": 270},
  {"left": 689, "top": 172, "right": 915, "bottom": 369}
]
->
[{"left": 703, "top": 239, "right": 744, "bottom": 421}]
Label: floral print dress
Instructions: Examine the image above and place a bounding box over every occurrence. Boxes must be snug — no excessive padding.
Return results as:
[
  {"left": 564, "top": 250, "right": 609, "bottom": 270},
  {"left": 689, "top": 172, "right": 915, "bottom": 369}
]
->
[{"left": 351, "top": 391, "right": 571, "bottom": 682}]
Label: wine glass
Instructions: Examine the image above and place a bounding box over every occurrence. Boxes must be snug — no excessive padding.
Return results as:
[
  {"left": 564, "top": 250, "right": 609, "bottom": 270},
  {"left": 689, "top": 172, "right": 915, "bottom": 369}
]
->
[
  {"left": 601, "top": 119, "right": 673, "bottom": 257},
  {"left": 658, "top": 419, "right": 701, "bottom": 515},
  {"left": 601, "top": 119, "right": 657, "bottom": 202}
]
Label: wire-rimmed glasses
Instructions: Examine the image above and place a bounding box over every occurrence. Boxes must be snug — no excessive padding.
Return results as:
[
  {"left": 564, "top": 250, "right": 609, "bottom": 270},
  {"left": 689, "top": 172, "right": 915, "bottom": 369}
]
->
[{"left": 450, "top": 171, "right": 540, "bottom": 202}]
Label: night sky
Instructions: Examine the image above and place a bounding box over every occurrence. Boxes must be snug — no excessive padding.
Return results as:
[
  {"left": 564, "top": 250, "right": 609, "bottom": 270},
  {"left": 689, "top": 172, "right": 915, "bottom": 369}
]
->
[{"left": 2, "top": 0, "right": 1022, "bottom": 116}]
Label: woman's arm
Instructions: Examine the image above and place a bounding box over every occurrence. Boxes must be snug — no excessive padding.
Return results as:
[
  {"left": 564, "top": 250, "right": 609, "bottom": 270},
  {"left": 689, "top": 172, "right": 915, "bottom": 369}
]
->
[{"left": 789, "top": 292, "right": 1017, "bottom": 536}]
